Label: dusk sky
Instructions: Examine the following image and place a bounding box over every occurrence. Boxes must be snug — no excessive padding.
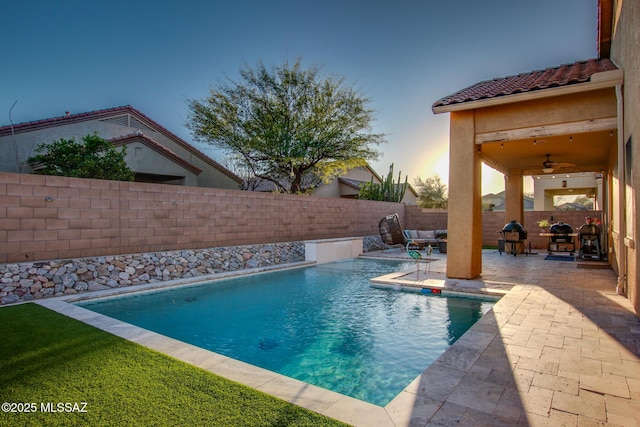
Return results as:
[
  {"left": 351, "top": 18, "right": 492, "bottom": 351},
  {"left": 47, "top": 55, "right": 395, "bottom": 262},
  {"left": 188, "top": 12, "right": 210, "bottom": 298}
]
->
[{"left": 2, "top": 0, "right": 598, "bottom": 194}]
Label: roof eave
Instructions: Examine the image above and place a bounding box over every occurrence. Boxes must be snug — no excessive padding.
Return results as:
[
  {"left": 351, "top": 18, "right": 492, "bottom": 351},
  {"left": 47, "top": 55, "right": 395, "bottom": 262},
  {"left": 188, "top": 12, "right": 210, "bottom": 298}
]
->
[
  {"left": 337, "top": 178, "right": 361, "bottom": 190},
  {"left": 111, "top": 135, "right": 203, "bottom": 175},
  {"left": 432, "top": 69, "right": 624, "bottom": 114}
]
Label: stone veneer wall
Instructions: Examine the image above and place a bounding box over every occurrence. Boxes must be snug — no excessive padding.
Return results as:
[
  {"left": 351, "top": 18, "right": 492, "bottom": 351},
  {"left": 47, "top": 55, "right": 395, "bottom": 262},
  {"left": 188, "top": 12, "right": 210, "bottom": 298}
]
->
[{"left": 1, "top": 237, "right": 386, "bottom": 305}]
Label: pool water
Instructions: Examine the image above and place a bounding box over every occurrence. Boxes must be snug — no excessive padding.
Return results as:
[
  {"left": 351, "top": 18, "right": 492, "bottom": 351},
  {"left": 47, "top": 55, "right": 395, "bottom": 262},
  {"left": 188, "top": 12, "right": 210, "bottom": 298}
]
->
[{"left": 79, "top": 258, "right": 495, "bottom": 406}]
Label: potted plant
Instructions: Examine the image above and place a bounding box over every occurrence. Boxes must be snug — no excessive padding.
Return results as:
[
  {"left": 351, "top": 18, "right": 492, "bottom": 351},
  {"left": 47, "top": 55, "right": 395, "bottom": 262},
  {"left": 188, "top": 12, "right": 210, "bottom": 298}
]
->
[
  {"left": 537, "top": 219, "right": 551, "bottom": 233},
  {"left": 436, "top": 231, "right": 447, "bottom": 253}
]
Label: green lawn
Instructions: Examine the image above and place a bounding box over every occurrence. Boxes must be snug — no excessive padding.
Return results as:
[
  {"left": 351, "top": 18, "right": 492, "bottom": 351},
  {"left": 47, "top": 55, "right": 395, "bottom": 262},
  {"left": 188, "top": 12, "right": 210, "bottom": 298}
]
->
[{"left": 0, "top": 303, "right": 348, "bottom": 427}]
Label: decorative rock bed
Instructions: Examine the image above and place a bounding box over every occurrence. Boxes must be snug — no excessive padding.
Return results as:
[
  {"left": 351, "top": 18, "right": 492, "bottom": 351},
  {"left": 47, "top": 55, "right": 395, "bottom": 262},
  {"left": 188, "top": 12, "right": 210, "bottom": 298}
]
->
[{"left": 0, "top": 236, "right": 385, "bottom": 305}]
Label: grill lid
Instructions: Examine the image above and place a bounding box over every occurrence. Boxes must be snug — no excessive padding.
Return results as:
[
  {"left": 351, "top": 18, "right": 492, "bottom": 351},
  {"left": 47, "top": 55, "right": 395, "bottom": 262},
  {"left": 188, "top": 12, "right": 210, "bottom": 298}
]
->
[
  {"left": 502, "top": 220, "right": 527, "bottom": 240},
  {"left": 549, "top": 222, "right": 573, "bottom": 234},
  {"left": 502, "top": 220, "right": 524, "bottom": 233}
]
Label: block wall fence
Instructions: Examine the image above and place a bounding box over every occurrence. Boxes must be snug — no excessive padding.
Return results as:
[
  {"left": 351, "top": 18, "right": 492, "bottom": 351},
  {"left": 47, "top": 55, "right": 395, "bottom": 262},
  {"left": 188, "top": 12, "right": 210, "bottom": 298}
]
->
[
  {"left": 0, "top": 172, "right": 602, "bottom": 264},
  {"left": 0, "top": 173, "right": 406, "bottom": 264}
]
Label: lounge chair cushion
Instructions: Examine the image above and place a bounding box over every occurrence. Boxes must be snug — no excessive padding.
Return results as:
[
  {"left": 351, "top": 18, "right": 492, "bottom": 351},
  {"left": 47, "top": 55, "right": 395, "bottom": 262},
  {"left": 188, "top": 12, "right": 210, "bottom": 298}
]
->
[
  {"left": 417, "top": 230, "right": 436, "bottom": 239},
  {"left": 405, "top": 230, "right": 420, "bottom": 239}
]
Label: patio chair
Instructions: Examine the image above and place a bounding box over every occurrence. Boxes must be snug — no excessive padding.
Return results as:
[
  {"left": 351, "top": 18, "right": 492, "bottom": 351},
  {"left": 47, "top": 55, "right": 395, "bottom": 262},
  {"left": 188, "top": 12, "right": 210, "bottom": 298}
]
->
[
  {"left": 378, "top": 213, "right": 404, "bottom": 249},
  {"left": 378, "top": 213, "right": 426, "bottom": 250}
]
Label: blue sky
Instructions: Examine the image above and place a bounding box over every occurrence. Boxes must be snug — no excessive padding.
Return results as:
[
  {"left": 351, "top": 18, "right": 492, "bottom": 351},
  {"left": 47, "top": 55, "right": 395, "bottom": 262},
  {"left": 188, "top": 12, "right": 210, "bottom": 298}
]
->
[{"left": 1, "top": 0, "right": 598, "bottom": 193}]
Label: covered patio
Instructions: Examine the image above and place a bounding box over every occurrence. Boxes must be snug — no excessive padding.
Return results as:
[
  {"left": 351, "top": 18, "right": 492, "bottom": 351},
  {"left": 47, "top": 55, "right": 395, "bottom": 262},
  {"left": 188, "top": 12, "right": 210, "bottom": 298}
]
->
[{"left": 431, "top": 58, "right": 627, "bottom": 297}]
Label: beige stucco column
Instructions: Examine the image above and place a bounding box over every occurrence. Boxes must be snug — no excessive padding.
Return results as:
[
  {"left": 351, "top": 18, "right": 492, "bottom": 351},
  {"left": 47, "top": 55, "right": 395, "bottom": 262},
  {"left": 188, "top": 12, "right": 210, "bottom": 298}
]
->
[
  {"left": 446, "top": 111, "right": 483, "bottom": 279},
  {"left": 504, "top": 170, "right": 524, "bottom": 226}
]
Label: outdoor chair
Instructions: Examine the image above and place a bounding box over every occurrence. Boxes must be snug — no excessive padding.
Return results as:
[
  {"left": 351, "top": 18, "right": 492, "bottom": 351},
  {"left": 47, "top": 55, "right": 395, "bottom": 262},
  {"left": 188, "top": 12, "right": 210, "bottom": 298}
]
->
[
  {"left": 378, "top": 213, "right": 405, "bottom": 249},
  {"left": 378, "top": 213, "right": 427, "bottom": 250}
]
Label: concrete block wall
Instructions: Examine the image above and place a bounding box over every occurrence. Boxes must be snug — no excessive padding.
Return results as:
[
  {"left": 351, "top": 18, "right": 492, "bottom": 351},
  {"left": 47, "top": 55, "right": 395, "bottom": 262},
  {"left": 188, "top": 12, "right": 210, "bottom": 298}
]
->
[
  {"left": 482, "top": 212, "right": 507, "bottom": 247},
  {"left": 0, "top": 172, "right": 404, "bottom": 264},
  {"left": 0, "top": 172, "right": 604, "bottom": 263},
  {"left": 404, "top": 206, "right": 448, "bottom": 231}
]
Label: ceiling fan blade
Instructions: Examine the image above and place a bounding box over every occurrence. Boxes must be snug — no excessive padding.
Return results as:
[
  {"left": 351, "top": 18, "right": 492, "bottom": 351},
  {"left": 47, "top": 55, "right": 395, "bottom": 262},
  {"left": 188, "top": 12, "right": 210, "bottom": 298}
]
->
[{"left": 541, "top": 154, "right": 575, "bottom": 170}]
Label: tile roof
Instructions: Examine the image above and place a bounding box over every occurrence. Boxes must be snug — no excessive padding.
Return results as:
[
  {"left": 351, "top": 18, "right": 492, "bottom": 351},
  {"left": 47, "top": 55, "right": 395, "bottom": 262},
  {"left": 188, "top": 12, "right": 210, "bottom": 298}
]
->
[
  {"left": 0, "top": 105, "right": 135, "bottom": 135},
  {"left": 432, "top": 58, "right": 618, "bottom": 110}
]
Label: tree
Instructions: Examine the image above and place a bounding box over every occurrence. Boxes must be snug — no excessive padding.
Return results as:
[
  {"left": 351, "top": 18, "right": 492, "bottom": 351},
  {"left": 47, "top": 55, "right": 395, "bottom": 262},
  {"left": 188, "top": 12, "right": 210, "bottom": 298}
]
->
[
  {"left": 358, "top": 163, "right": 408, "bottom": 202},
  {"left": 28, "top": 134, "right": 134, "bottom": 181},
  {"left": 186, "top": 59, "right": 383, "bottom": 194},
  {"left": 415, "top": 175, "right": 448, "bottom": 209},
  {"left": 573, "top": 195, "right": 594, "bottom": 209}
]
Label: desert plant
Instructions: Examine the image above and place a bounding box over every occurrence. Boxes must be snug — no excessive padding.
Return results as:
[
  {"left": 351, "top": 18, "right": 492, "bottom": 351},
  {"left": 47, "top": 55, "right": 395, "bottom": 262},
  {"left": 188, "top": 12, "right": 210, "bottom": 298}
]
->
[
  {"left": 358, "top": 163, "right": 408, "bottom": 202},
  {"left": 414, "top": 175, "right": 448, "bottom": 209},
  {"left": 187, "top": 58, "right": 382, "bottom": 194},
  {"left": 537, "top": 219, "right": 552, "bottom": 229}
]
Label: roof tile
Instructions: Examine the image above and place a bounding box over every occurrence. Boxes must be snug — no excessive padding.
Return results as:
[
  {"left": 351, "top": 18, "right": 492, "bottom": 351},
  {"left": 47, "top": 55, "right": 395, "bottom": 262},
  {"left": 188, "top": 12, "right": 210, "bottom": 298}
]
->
[{"left": 432, "top": 58, "right": 618, "bottom": 109}]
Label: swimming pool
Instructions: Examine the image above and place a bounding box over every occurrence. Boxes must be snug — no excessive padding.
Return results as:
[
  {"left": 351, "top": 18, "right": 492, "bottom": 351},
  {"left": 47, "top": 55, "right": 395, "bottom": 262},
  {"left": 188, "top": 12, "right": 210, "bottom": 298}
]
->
[{"left": 78, "top": 258, "right": 495, "bottom": 406}]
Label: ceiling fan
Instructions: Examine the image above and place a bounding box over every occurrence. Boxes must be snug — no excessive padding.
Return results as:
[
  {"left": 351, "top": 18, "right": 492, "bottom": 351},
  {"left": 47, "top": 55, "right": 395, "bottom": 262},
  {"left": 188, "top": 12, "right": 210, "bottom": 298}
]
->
[{"left": 542, "top": 154, "right": 575, "bottom": 173}]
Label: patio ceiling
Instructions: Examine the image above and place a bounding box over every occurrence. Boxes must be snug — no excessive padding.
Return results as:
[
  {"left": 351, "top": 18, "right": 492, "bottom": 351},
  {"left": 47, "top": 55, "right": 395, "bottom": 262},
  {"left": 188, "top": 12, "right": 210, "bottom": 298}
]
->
[{"left": 479, "top": 128, "right": 617, "bottom": 176}]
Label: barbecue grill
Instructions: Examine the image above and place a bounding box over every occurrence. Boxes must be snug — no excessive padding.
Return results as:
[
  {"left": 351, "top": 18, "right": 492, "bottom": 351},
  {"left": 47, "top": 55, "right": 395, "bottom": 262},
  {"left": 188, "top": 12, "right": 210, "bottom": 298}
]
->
[
  {"left": 499, "top": 220, "right": 528, "bottom": 256},
  {"left": 547, "top": 222, "right": 575, "bottom": 256},
  {"left": 578, "top": 217, "right": 602, "bottom": 260}
]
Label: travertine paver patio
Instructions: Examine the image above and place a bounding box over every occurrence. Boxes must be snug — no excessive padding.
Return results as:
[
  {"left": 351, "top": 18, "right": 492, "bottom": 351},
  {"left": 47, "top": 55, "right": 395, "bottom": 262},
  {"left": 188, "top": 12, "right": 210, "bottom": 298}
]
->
[
  {"left": 370, "top": 248, "right": 640, "bottom": 426},
  {"left": 37, "top": 248, "right": 640, "bottom": 426}
]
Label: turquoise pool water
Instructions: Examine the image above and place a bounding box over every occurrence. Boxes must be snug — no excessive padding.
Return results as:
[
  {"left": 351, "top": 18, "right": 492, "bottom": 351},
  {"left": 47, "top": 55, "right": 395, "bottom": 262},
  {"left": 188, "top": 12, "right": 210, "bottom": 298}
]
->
[{"left": 79, "top": 258, "right": 495, "bottom": 406}]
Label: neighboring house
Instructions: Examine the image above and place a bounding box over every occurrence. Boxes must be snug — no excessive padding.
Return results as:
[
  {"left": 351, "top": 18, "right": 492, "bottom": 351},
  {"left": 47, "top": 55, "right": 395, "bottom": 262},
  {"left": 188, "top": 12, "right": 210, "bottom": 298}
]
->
[
  {"left": 482, "top": 191, "right": 533, "bottom": 211},
  {"left": 247, "top": 164, "right": 419, "bottom": 204},
  {"left": 555, "top": 202, "right": 591, "bottom": 211},
  {"left": 0, "top": 105, "right": 242, "bottom": 189},
  {"left": 431, "top": 0, "right": 639, "bottom": 315},
  {"left": 313, "top": 164, "right": 418, "bottom": 204}
]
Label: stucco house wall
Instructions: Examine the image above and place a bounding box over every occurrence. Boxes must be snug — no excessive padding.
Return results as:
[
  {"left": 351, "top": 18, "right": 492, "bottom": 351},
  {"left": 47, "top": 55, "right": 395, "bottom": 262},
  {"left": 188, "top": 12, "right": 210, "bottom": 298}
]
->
[
  {"left": 312, "top": 165, "right": 375, "bottom": 198},
  {"left": 473, "top": 89, "right": 618, "bottom": 134},
  {"left": 120, "top": 140, "right": 199, "bottom": 187},
  {"left": 610, "top": 0, "right": 639, "bottom": 313}
]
